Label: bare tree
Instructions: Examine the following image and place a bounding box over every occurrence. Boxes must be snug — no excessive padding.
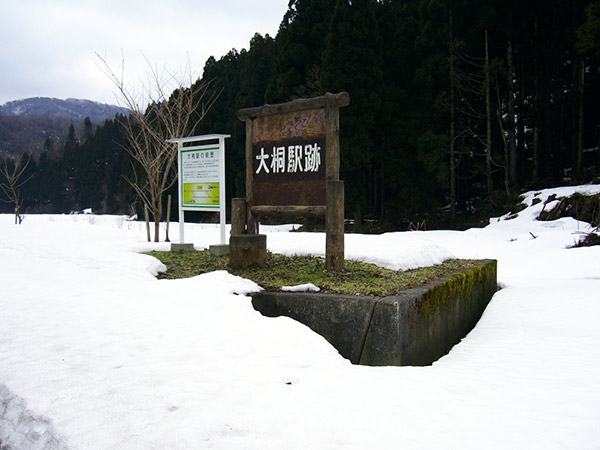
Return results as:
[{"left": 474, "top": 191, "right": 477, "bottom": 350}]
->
[
  {"left": 449, "top": 33, "right": 486, "bottom": 221},
  {"left": 450, "top": 31, "right": 507, "bottom": 211},
  {"left": 98, "top": 54, "right": 220, "bottom": 241},
  {"left": 0, "top": 153, "right": 34, "bottom": 224}
]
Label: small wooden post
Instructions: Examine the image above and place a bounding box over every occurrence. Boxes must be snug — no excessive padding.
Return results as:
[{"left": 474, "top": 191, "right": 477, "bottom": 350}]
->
[
  {"left": 244, "top": 118, "right": 259, "bottom": 235},
  {"left": 165, "top": 194, "right": 172, "bottom": 242},
  {"left": 326, "top": 180, "right": 344, "bottom": 272},
  {"left": 144, "top": 204, "right": 151, "bottom": 242},
  {"left": 231, "top": 198, "right": 247, "bottom": 235}
]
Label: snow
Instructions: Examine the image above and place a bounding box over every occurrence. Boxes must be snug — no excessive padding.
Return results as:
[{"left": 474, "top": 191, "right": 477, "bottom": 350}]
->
[
  {"left": 281, "top": 283, "right": 320, "bottom": 293},
  {"left": 1, "top": 184, "right": 600, "bottom": 449}
]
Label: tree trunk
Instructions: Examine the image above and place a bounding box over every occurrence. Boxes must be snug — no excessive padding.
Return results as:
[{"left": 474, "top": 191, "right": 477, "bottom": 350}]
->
[
  {"left": 517, "top": 73, "right": 526, "bottom": 186},
  {"left": 498, "top": 88, "right": 511, "bottom": 201},
  {"left": 533, "top": 124, "right": 540, "bottom": 184},
  {"left": 577, "top": 56, "right": 585, "bottom": 180},
  {"left": 533, "top": 19, "right": 541, "bottom": 185},
  {"left": 354, "top": 202, "right": 363, "bottom": 233},
  {"left": 152, "top": 198, "right": 162, "bottom": 242},
  {"left": 449, "top": 8, "right": 457, "bottom": 228},
  {"left": 380, "top": 170, "right": 384, "bottom": 221},
  {"left": 507, "top": 40, "right": 518, "bottom": 195},
  {"left": 485, "top": 31, "right": 494, "bottom": 201},
  {"left": 144, "top": 204, "right": 151, "bottom": 242},
  {"left": 165, "top": 194, "right": 171, "bottom": 242}
]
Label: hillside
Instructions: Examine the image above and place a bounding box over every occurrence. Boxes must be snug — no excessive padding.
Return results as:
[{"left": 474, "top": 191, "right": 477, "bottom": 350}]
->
[
  {"left": 0, "top": 97, "right": 131, "bottom": 158},
  {"left": 0, "top": 97, "right": 130, "bottom": 121}
]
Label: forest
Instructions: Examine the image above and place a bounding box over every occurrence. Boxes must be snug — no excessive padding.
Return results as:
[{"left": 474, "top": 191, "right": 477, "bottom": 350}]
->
[{"left": 1, "top": 0, "right": 599, "bottom": 231}]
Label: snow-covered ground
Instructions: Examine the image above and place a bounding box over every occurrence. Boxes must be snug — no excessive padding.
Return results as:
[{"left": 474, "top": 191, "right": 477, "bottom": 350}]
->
[{"left": 1, "top": 185, "right": 599, "bottom": 450}]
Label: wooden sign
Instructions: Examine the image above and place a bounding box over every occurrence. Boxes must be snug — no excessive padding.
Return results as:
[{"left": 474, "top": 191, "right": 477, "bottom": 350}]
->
[
  {"left": 253, "top": 135, "right": 327, "bottom": 206},
  {"left": 237, "top": 92, "right": 349, "bottom": 271}
]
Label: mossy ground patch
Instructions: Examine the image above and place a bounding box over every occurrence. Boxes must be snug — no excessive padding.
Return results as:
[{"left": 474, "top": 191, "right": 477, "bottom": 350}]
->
[{"left": 147, "top": 250, "right": 481, "bottom": 297}]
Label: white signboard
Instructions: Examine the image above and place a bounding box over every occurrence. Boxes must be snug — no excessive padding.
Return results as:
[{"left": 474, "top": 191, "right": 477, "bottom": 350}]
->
[
  {"left": 181, "top": 146, "right": 220, "bottom": 210},
  {"left": 167, "top": 134, "right": 230, "bottom": 245}
]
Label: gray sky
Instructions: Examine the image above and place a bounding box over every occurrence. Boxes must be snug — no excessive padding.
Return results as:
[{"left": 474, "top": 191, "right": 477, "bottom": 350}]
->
[{"left": 0, "top": 0, "right": 288, "bottom": 106}]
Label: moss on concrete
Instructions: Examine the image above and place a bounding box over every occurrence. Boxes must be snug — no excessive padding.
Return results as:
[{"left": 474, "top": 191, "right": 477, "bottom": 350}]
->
[{"left": 419, "top": 260, "right": 496, "bottom": 319}]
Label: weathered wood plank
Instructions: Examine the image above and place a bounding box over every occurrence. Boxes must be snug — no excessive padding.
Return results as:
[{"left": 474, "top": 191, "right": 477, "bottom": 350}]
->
[
  {"left": 238, "top": 92, "right": 350, "bottom": 120},
  {"left": 251, "top": 205, "right": 326, "bottom": 217},
  {"left": 325, "top": 104, "right": 340, "bottom": 181},
  {"left": 244, "top": 119, "right": 254, "bottom": 205}
]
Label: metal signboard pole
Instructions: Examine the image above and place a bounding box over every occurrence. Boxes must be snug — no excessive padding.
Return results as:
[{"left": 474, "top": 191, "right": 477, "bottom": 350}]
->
[
  {"left": 176, "top": 139, "right": 186, "bottom": 244},
  {"left": 218, "top": 135, "right": 227, "bottom": 245}
]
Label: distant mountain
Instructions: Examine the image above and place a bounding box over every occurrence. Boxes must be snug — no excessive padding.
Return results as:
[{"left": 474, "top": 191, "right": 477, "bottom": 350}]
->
[
  {"left": 0, "top": 97, "right": 131, "bottom": 121},
  {"left": 0, "top": 98, "right": 131, "bottom": 159}
]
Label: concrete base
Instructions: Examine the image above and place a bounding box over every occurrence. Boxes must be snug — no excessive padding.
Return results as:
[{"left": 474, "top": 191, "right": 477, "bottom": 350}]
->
[
  {"left": 170, "top": 243, "right": 194, "bottom": 252},
  {"left": 252, "top": 259, "right": 498, "bottom": 366},
  {"left": 209, "top": 244, "right": 229, "bottom": 257}
]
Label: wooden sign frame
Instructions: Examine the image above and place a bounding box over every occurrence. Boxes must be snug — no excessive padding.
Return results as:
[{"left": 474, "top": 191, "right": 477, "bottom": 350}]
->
[{"left": 237, "top": 92, "right": 349, "bottom": 271}]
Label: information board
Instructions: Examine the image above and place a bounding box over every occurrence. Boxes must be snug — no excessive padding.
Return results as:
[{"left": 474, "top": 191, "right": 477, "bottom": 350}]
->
[
  {"left": 167, "top": 134, "right": 230, "bottom": 246},
  {"left": 181, "top": 146, "right": 220, "bottom": 210}
]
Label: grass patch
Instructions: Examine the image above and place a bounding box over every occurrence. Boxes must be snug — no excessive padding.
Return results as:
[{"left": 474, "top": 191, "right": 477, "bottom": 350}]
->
[{"left": 147, "top": 250, "right": 481, "bottom": 297}]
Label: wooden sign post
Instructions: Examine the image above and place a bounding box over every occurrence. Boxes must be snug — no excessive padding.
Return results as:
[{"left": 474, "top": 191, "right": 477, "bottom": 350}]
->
[{"left": 237, "top": 92, "right": 349, "bottom": 271}]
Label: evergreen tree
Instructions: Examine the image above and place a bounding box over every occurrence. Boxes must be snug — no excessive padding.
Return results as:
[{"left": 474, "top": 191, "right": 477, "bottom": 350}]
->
[
  {"left": 83, "top": 116, "right": 93, "bottom": 142},
  {"left": 322, "top": 0, "right": 383, "bottom": 228},
  {"left": 266, "top": 0, "right": 336, "bottom": 102}
]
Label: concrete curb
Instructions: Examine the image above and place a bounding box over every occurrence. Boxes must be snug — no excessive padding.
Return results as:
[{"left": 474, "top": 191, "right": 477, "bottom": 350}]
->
[{"left": 251, "top": 259, "right": 498, "bottom": 366}]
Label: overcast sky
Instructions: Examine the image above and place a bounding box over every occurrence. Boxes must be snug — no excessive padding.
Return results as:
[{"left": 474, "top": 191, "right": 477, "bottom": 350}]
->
[{"left": 0, "top": 0, "right": 288, "bottom": 106}]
